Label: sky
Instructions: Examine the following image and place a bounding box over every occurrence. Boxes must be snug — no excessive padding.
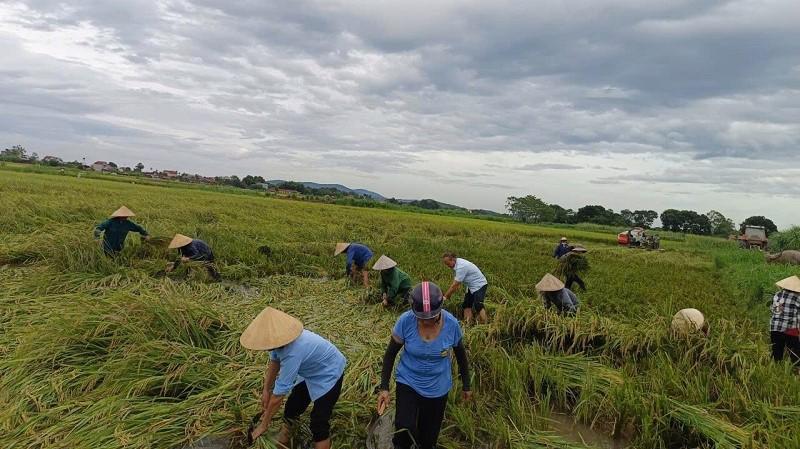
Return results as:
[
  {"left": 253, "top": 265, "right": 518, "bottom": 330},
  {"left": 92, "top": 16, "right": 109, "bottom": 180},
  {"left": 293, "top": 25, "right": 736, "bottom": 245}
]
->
[{"left": 1, "top": 0, "right": 799, "bottom": 227}]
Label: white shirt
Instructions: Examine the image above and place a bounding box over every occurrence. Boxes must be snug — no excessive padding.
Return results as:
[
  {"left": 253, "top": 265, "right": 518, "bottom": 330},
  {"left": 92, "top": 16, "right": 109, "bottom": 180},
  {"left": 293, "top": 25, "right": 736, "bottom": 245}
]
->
[{"left": 453, "top": 258, "right": 488, "bottom": 293}]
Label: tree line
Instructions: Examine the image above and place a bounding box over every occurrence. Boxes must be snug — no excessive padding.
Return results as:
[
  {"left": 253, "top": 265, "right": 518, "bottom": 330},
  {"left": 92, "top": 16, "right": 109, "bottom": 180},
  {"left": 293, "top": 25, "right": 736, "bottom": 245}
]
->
[{"left": 506, "top": 195, "right": 778, "bottom": 236}]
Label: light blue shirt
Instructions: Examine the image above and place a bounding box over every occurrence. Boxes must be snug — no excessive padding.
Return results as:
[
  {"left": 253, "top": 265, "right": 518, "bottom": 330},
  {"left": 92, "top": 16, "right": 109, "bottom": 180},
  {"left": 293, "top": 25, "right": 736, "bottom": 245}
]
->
[
  {"left": 270, "top": 330, "right": 346, "bottom": 401},
  {"left": 453, "top": 258, "right": 488, "bottom": 293},
  {"left": 393, "top": 311, "right": 463, "bottom": 398}
]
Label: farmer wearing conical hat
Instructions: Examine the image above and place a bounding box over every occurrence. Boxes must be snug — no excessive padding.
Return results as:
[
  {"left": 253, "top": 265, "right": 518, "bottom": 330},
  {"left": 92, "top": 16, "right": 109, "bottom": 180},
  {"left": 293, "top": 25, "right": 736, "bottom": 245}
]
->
[
  {"left": 93, "top": 206, "right": 150, "bottom": 255},
  {"left": 671, "top": 309, "right": 709, "bottom": 336},
  {"left": 335, "top": 242, "right": 373, "bottom": 288},
  {"left": 442, "top": 252, "right": 489, "bottom": 324},
  {"left": 770, "top": 275, "right": 800, "bottom": 364},
  {"left": 372, "top": 255, "right": 413, "bottom": 307},
  {"left": 376, "top": 282, "right": 472, "bottom": 449},
  {"left": 165, "top": 234, "right": 220, "bottom": 281},
  {"left": 536, "top": 273, "right": 579, "bottom": 315},
  {"left": 557, "top": 245, "right": 588, "bottom": 291},
  {"left": 242, "top": 307, "right": 346, "bottom": 449},
  {"left": 553, "top": 236, "right": 571, "bottom": 259}
]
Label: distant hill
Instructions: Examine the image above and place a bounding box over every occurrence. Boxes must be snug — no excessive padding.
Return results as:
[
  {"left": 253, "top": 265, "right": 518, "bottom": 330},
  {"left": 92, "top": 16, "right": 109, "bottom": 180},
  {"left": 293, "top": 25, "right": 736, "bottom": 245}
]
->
[{"left": 266, "top": 180, "right": 385, "bottom": 200}]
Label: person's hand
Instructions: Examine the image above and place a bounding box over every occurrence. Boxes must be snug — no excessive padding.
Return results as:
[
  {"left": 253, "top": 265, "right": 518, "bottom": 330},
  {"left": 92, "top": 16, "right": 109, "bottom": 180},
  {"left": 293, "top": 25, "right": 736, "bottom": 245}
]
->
[
  {"left": 181, "top": 256, "right": 190, "bottom": 262},
  {"left": 250, "top": 414, "right": 269, "bottom": 441},
  {"left": 462, "top": 390, "right": 473, "bottom": 402},
  {"left": 165, "top": 262, "right": 174, "bottom": 273},
  {"left": 376, "top": 390, "right": 390, "bottom": 415},
  {"left": 144, "top": 235, "right": 151, "bottom": 241}
]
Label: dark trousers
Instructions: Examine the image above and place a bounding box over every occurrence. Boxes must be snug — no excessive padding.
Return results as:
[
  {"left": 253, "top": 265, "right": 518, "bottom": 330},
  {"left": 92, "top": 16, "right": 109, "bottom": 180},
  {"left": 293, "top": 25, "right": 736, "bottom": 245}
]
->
[
  {"left": 283, "top": 375, "right": 343, "bottom": 442},
  {"left": 565, "top": 274, "right": 585, "bottom": 291},
  {"left": 393, "top": 383, "right": 448, "bottom": 449},
  {"left": 771, "top": 331, "right": 800, "bottom": 365}
]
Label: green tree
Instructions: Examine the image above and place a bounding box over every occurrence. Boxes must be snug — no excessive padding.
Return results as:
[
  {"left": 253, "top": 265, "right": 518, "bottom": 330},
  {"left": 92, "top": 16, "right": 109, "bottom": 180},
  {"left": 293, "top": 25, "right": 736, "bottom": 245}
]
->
[
  {"left": 506, "top": 195, "right": 555, "bottom": 223},
  {"left": 740, "top": 216, "right": 778, "bottom": 236},
  {"left": 134, "top": 162, "right": 145, "bottom": 172},
  {"left": 631, "top": 210, "right": 658, "bottom": 228},
  {"left": 1, "top": 145, "right": 28, "bottom": 160},
  {"left": 706, "top": 210, "right": 735, "bottom": 236}
]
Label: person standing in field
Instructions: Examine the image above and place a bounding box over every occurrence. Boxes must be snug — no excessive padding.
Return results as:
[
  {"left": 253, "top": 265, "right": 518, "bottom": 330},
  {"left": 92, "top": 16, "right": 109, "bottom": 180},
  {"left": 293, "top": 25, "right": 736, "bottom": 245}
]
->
[
  {"left": 671, "top": 308, "right": 709, "bottom": 336},
  {"left": 442, "top": 252, "right": 489, "bottom": 324},
  {"left": 372, "top": 255, "right": 413, "bottom": 307},
  {"left": 556, "top": 246, "right": 588, "bottom": 291},
  {"left": 770, "top": 276, "right": 800, "bottom": 365},
  {"left": 553, "top": 237, "right": 572, "bottom": 259},
  {"left": 376, "top": 282, "right": 472, "bottom": 449},
  {"left": 335, "top": 242, "right": 373, "bottom": 287},
  {"left": 241, "top": 307, "right": 346, "bottom": 449},
  {"left": 93, "top": 206, "right": 150, "bottom": 255},
  {"left": 165, "top": 234, "right": 221, "bottom": 281},
  {"left": 536, "top": 273, "right": 580, "bottom": 315}
]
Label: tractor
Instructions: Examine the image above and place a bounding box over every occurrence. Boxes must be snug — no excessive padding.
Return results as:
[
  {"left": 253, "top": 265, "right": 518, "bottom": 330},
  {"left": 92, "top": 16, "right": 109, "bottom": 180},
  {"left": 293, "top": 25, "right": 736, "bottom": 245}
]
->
[
  {"left": 737, "top": 225, "right": 768, "bottom": 250},
  {"left": 618, "top": 227, "right": 661, "bottom": 250}
]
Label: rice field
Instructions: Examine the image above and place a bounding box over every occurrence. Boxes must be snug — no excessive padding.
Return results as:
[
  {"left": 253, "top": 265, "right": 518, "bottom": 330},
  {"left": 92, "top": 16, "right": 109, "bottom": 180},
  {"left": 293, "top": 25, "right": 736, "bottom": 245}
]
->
[{"left": 1, "top": 169, "right": 799, "bottom": 449}]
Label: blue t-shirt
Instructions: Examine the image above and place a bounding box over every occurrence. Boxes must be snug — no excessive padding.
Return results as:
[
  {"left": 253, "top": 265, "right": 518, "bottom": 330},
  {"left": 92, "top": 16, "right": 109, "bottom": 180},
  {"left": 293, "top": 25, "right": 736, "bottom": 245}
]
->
[
  {"left": 392, "top": 310, "right": 463, "bottom": 398},
  {"left": 270, "top": 330, "right": 347, "bottom": 401},
  {"left": 345, "top": 243, "right": 373, "bottom": 274}
]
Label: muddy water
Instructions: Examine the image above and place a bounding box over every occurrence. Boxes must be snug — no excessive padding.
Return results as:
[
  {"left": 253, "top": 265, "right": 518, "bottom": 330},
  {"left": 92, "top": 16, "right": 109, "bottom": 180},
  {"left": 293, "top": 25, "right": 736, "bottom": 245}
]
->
[{"left": 549, "top": 413, "right": 629, "bottom": 449}]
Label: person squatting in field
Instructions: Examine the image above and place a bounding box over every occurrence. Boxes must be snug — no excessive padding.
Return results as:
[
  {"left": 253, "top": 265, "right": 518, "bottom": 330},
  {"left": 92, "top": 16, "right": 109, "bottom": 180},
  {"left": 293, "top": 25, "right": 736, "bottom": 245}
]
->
[
  {"left": 441, "top": 252, "right": 489, "bottom": 324},
  {"left": 372, "top": 255, "right": 413, "bottom": 307},
  {"left": 335, "top": 242, "right": 373, "bottom": 288},
  {"left": 770, "top": 276, "right": 800, "bottom": 365},
  {"left": 241, "top": 307, "right": 346, "bottom": 449},
  {"left": 557, "top": 245, "right": 588, "bottom": 291},
  {"left": 93, "top": 206, "right": 150, "bottom": 255},
  {"left": 671, "top": 308, "right": 709, "bottom": 336},
  {"left": 377, "top": 282, "right": 472, "bottom": 449},
  {"left": 165, "top": 233, "right": 221, "bottom": 281},
  {"left": 536, "top": 273, "right": 580, "bottom": 315}
]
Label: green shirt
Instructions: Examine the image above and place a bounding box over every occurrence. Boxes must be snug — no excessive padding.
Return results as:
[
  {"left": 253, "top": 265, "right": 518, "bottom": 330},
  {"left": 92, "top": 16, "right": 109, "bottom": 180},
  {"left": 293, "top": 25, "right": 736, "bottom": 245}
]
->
[
  {"left": 380, "top": 267, "right": 412, "bottom": 299},
  {"left": 94, "top": 218, "right": 148, "bottom": 252}
]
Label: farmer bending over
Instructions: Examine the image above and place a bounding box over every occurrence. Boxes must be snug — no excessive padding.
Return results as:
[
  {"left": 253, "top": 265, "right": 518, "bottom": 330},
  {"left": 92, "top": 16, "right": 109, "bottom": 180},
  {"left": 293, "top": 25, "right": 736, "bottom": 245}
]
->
[
  {"left": 93, "top": 206, "right": 149, "bottom": 255},
  {"left": 372, "top": 255, "right": 413, "bottom": 307},
  {"left": 165, "top": 234, "right": 221, "bottom": 281},
  {"left": 536, "top": 273, "right": 579, "bottom": 315},
  {"left": 671, "top": 308, "right": 709, "bottom": 336},
  {"left": 335, "top": 242, "right": 373, "bottom": 287},
  {"left": 442, "top": 252, "right": 489, "bottom": 324},
  {"left": 242, "top": 307, "right": 346, "bottom": 449},
  {"left": 376, "top": 282, "right": 471, "bottom": 449},
  {"left": 770, "top": 276, "right": 800, "bottom": 365}
]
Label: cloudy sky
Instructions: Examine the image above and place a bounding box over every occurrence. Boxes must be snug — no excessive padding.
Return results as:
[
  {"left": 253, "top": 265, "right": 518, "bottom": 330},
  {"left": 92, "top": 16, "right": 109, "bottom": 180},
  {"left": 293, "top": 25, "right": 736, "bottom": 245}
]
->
[{"left": 1, "top": 0, "right": 799, "bottom": 226}]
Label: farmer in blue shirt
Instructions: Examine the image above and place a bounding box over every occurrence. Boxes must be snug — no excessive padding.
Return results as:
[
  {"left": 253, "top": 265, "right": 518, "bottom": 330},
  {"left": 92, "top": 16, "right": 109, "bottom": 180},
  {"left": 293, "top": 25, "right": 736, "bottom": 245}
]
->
[
  {"left": 377, "top": 282, "right": 472, "bottom": 449},
  {"left": 165, "top": 234, "right": 220, "bottom": 281},
  {"left": 335, "top": 242, "right": 373, "bottom": 287},
  {"left": 553, "top": 236, "right": 572, "bottom": 259},
  {"left": 93, "top": 206, "right": 150, "bottom": 255},
  {"left": 442, "top": 252, "right": 489, "bottom": 324},
  {"left": 241, "top": 307, "right": 346, "bottom": 449}
]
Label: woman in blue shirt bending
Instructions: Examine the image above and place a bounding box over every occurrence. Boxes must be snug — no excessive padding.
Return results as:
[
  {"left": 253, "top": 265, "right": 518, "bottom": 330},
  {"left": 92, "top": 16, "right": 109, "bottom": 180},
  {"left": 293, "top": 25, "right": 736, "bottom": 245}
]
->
[
  {"left": 376, "top": 282, "right": 472, "bottom": 449},
  {"left": 241, "top": 307, "right": 346, "bottom": 449}
]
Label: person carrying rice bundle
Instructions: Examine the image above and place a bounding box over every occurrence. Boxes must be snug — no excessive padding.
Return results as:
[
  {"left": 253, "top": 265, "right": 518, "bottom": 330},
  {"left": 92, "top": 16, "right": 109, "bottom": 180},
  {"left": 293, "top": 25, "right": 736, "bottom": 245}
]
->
[
  {"left": 335, "top": 242, "right": 373, "bottom": 288},
  {"left": 376, "top": 282, "right": 472, "bottom": 449},
  {"left": 553, "top": 236, "right": 571, "bottom": 259},
  {"left": 536, "top": 273, "right": 580, "bottom": 315},
  {"left": 242, "top": 307, "right": 346, "bottom": 449},
  {"left": 165, "top": 233, "right": 220, "bottom": 281},
  {"left": 93, "top": 206, "right": 150, "bottom": 255},
  {"left": 556, "top": 245, "right": 589, "bottom": 291},
  {"left": 770, "top": 276, "right": 800, "bottom": 365},
  {"left": 372, "top": 255, "right": 413, "bottom": 307}
]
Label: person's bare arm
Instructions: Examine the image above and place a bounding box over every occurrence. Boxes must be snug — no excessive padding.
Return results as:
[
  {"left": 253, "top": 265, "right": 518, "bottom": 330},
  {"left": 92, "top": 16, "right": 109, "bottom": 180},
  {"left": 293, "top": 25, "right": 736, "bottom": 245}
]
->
[{"left": 443, "top": 280, "right": 461, "bottom": 300}]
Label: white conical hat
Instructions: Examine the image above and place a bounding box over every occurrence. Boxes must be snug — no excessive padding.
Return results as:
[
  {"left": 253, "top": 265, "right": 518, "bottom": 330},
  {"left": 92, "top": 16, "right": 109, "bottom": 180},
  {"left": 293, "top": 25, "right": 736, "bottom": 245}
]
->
[
  {"left": 110, "top": 206, "right": 135, "bottom": 218},
  {"left": 334, "top": 242, "right": 350, "bottom": 256},
  {"left": 776, "top": 276, "right": 800, "bottom": 293},
  {"left": 671, "top": 308, "right": 705, "bottom": 334},
  {"left": 240, "top": 307, "right": 303, "bottom": 350},
  {"left": 168, "top": 234, "right": 193, "bottom": 249},
  {"left": 536, "top": 273, "right": 565, "bottom": 292},
  {"left": 372, "top": 255, "right": 397, "bottom": 271}
]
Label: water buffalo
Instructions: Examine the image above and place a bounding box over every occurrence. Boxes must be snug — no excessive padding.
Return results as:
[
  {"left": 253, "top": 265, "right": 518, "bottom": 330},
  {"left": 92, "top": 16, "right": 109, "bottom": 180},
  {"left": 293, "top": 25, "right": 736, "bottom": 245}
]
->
[{"left": 766, "top": 250, "right": 800, "bottom": 265}]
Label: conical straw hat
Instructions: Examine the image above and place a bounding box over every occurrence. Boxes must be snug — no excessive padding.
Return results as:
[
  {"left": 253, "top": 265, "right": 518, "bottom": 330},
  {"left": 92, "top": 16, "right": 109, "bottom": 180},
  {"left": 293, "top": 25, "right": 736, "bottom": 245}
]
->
[
  {"left": 110, "top": 206, "right": 135, "bottom": 218},
  {"left": 168, "top": 234, "right": 193, "bottom": 249},
  {"left": 776, "top": 276, "right": 800, "bottom": 293},
  {"left": 536, "top": 273, "right": 565, "bottom": 292},
  {"left": 671, "top": 308, "right": 705, "bottom": 334},
  {"left": 240, "top": 307, "right": 303, "bottom": 350},
  {"left": 571, "top": 246, "right": 588, "bottom": 253},
  {"left": 372, "top": 255, "right": 397, "bottom": 271},
  {"left": 334, "top": 242, "right": 350, "bottom": 256}
]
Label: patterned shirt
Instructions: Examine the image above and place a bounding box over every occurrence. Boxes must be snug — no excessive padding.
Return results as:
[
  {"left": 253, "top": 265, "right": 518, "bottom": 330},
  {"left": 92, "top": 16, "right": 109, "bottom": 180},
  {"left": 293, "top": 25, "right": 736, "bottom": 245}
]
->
[{"left": 770, "top": 289, "right": 800, "bottom": 332}]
